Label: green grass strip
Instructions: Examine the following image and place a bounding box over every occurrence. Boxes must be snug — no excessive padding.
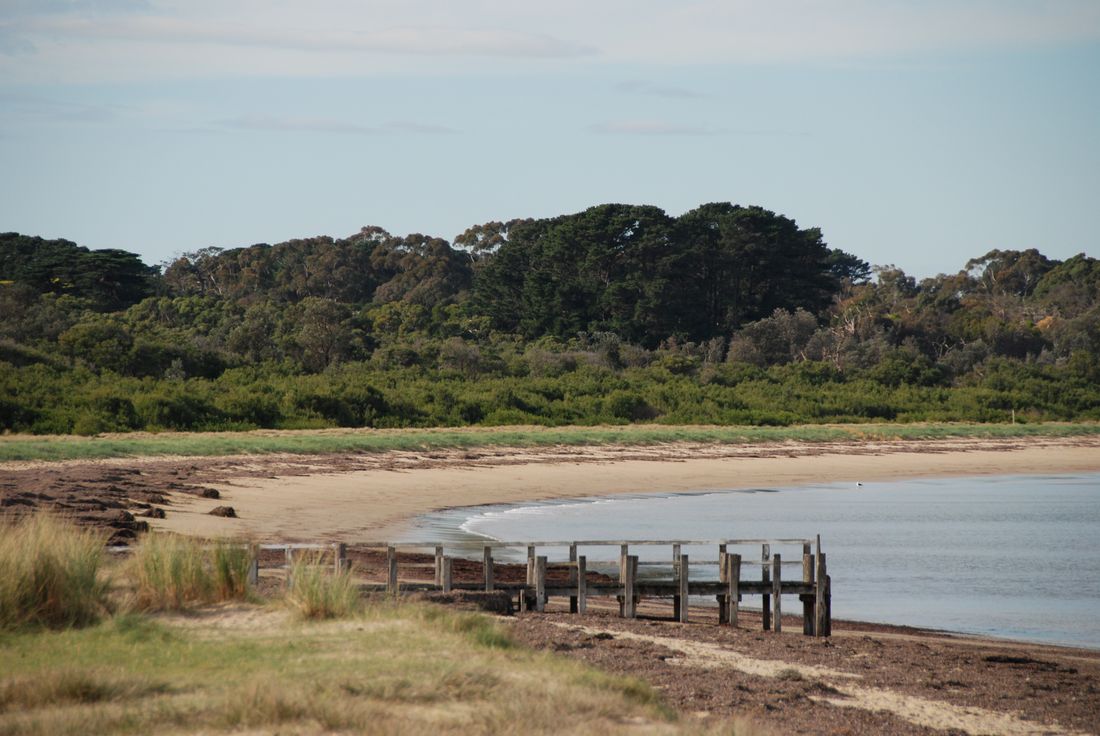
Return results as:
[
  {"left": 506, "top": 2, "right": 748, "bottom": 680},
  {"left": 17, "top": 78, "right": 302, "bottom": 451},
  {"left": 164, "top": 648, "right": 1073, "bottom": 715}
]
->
[{"left": 1, "top": 422, "right": 1098, "bottom": 464}]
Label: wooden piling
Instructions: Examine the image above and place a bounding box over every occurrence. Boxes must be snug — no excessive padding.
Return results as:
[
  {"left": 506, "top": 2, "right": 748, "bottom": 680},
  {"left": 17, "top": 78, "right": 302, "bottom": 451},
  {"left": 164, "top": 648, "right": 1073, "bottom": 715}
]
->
[
  {"left": 815, "top": 551, "right": 827, "bottom": 637},
  {"left": 527, "top": 545, "right": 535, "bottom": 585},
  {"left": 577, "top": 555, "right": 587, "bottom": 614},
  {"left": 483, "top": 546, "right": 494, "bottom": 592},
  {"left": 434, "top": 545, "right": 443, "bottom": 585},
  {"left": 678, "top": 554, "right": 690, "bottom": 623},
  {"left": 334, "top": 542, "right": 347, "bottom": 575},
  {"left": 618, "top": 544, "right": 629, "bottom": 615},
  {"left": 718, "top": 543, "right": 728, "bottom": 583},
  {"left": 802, "top": 548, "right": 815, "bottom": 635},
  {"left": 824, "top": 574, "right": 832, "bottom": 636},
  {"left": 569, "top": 543, "right": 578, "bottom": 613},
  {"left": 387, "top": 546, "right": 398, "bottom": 595},
  {"left": 727, "top": 553, "right": 741, "bottom": 627},
  {"left": 673, "top": 543, "right": 681, "bottom": 620},
  {"left": 535, "top": 555, "right": 547, "bottom": 612},
  {"left": 441, "top": 556, "right": 453, "bottom": 593},
  {"left": 247, "top": 553, "right": 259, "bottom": 587},
  {"left": 772, "top": 554, "right": 782, "bottom": 634},
  {"left": 285, "top": 547, "right": 294, "bottom": 589},
  {"left": 761, "top": 543, "right": 771, "bottom": 631},
  {"left": 622, "top": 555, "right": 637, "bottom": 618}
]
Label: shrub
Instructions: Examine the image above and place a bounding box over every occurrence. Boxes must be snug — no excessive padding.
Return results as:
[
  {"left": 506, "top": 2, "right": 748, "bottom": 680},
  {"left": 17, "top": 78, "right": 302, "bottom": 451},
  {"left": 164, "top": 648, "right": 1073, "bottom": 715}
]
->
[{"left": 0, "top": 513, "right": 110, "bottom": 630}]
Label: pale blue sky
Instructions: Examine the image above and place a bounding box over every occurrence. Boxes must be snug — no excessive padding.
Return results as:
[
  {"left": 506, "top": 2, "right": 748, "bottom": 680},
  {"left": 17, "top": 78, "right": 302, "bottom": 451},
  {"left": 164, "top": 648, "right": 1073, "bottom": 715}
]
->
[{"left": 1, "top": 1, "right": 1097, "bottom": 277}]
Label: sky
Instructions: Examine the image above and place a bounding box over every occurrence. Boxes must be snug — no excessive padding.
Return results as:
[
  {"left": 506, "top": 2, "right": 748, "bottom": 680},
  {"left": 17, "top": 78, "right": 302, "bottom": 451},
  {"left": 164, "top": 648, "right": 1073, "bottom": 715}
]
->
[{"left": 1, "top": 1, "right": 1098, "bottom": 278}]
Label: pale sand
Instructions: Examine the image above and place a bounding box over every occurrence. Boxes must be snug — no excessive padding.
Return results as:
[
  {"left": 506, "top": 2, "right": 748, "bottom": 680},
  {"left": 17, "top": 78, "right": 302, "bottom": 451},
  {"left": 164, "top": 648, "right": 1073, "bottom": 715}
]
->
[{"left": 150, "top": 437, "right": 1100, "bottom": 542}]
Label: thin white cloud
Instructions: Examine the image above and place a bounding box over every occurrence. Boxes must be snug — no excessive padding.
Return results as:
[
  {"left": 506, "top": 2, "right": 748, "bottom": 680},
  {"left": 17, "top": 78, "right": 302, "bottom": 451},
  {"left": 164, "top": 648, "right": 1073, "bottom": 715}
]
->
[
  {"left": 2, "top": 0, "right": 1099, "bottom": 83},
  {"left": 17, "top": 15, "right": 596, "bottom": 58},
  {"left": 616, "top": 80, "right": 704, "bottom": 99},
  {"left": 589, "top": 120, "right": 718, "bottom": 136},
  {"left": 219, "top": 114, "right": 456, "bottom": 135}
]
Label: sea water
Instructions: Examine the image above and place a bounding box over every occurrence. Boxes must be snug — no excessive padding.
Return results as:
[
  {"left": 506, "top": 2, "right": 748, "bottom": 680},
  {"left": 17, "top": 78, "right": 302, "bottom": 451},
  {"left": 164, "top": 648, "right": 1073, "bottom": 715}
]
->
[{"left": 399, "top": 473, "right": 1100, "bottom": 649}]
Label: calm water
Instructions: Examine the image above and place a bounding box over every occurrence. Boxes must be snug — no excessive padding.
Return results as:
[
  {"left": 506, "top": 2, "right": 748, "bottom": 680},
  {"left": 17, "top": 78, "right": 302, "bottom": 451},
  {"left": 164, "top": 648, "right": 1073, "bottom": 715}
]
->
[{"left": 399, "top": 473, "right": 1100, "bottom": 649}]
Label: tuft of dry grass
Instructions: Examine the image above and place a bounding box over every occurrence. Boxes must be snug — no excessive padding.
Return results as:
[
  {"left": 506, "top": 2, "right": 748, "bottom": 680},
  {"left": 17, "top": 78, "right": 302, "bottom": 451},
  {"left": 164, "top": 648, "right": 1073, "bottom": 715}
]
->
[
  {"left": 0, "top": 513, "right": 109, "bottom": 630},
  {"left": 284, "top": 551, "right": 360, "bottom": 620},
  {"left": 127, "top": 533, "right": 253, "bottom": 611}
]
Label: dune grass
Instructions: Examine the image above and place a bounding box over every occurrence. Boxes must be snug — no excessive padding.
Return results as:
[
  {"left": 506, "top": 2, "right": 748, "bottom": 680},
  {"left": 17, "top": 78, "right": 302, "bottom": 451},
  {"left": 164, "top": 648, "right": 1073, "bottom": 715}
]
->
[
  {"left": 1, "top": 421, "right": 1097, "bottom": 463},
  {"left": 285, "top": 551, "right": 360, "bottom": 620},
  {"left": 127, "top": 534, "right": 253, "bottom": 611},
  {"left": 0, "top": 514, "right": 110, "bottom": 630},
  {"left": 0, "top": 602, "right": 755, "bottom": 735}
]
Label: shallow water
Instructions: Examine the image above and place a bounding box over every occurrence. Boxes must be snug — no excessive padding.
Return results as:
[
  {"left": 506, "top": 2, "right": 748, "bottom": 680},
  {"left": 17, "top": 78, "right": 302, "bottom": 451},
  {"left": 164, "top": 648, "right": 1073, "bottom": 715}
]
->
[{"left": 398, "top": 473, "right": 1100, "bottom": 649}]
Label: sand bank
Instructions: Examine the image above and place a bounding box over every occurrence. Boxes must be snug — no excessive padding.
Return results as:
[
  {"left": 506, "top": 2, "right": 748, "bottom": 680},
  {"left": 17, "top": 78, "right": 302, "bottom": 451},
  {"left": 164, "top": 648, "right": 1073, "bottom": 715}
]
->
[{"left": 151, "top": 435, "right": 1100, "bottom": 541}]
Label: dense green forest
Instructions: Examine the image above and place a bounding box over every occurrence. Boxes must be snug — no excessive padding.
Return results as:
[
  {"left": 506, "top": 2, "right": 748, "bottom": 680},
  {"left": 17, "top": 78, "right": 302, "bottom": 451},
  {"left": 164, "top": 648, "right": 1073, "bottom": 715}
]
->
[{"left": 2, "top": 202, "right": 1098, "bottom": 434}]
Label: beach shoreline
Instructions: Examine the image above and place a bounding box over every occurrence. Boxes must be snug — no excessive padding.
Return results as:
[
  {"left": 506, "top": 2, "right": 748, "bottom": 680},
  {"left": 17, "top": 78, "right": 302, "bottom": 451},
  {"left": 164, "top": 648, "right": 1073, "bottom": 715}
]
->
[{"left": 139, "top": 434, "right": 1100, "bottom": 542}]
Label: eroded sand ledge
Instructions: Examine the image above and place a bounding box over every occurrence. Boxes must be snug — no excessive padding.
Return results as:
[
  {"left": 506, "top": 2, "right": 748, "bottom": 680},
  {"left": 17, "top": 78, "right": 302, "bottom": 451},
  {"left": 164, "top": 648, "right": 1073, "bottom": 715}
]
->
[{"left": 150, "top": 436, "right": 1100, "bottom": 541}]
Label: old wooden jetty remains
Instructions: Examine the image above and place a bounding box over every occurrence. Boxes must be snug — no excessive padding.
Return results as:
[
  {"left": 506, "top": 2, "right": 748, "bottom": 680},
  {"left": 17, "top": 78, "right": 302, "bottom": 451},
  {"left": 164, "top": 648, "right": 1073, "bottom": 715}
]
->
[{"left": 264, "top": 535, "right": 833, "bottom": 636}]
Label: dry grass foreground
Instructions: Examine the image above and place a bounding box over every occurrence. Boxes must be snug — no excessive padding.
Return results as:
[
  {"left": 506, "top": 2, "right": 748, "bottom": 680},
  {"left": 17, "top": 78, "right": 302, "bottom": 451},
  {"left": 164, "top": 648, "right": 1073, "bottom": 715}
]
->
[{"left": 0, "top": 601, "right": 763, "bottom": 736}]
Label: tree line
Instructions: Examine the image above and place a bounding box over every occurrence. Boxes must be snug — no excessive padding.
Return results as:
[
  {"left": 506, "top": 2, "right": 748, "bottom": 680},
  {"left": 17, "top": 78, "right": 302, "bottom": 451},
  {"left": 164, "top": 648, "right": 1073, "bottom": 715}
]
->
[{"left": 1, "top": 202, "right": 1097, "bottom": 434}]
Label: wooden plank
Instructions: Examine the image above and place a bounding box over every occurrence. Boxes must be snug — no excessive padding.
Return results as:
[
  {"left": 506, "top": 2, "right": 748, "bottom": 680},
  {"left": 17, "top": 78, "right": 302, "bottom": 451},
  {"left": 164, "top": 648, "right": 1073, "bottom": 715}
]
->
[
  {"left": 815, "top": 552, "right": 827, "bottom": 637},
  {"left": 728, "top": 553, "right": 741, "bottom": 627},
  {"left": 285, "top": 547, "right": 294, "bottom": 589},
  {"left": 348, "top": 537, "right": 815, "bottom": 549},
  {"left": 824, "top": 574, "right": 832, "bottom": 637},
  {"left": 672, "top": 543, "right": 683, "bottom": 620},
  {"left": 678, "top": 554, "right": 690, "bottom": 623},
  {"left": 527, "top": 545, "right": 535, "bottom": 585},
  {"left": 535, "top": 555, "right": 547, "bottom": 612},
  {"left": 387, "top": 546, "right": 398, "bottom": 595},
  {"left": 577, "top": 555, "right": 587, "bottom": 614},
  {"left": 761, "top": 543, "right": 771, "bottom": 631},
  {"left": 434, "top": 545, "right": 443, "bottom": 585},
  {"left": 569, "top": 543, "right": 578, "bottom": 613},
  {"left": 442, "top": 557, "right": 453, "bottom": 593},
  {"left": 772, "top": 554, "right": 782, "bottom": 634},
  {"left": 247, "top": 555, "right": 259, "bottom": 587},
  {"left": 718, "top": 543, "right": 728, "bottom": 583}
]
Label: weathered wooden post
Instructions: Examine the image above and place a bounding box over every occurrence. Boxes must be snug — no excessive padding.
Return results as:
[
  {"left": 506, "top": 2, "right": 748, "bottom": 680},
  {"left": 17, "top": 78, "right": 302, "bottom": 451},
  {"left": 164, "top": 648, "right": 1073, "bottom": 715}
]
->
[
  {"left": 535, "top": 555, "right": 547, "bottom": 612},
  {"left": 802, "top": 543, "right": 815, "bottom": 635},
  {"left": 527, "top": 545, "right": 535, "bottom": 585},
  {"left": 334, "top": 542, "right": 347, "bottom": 575},
  {"left": 247, "top": 547, "right": 259, "bottom": 587},
  {"left": 824, "top": 574, "right": 832, "bottom": 636},
  {"left": 569, "top": 543, "right": 578, "bottom": 613},
  {"left": 434, "top": 545, "right": 444, "bottom": 586},
  {"left": 387, "top": 546, "right": 398, "bottom": 596},
  {"left": 622, "top": 555, "right": 638, "bottom": 618},
  {"left": 718, "top": 542, "right": 729, "bottom": 624},
  {"left": 618, "top": 544, "right": 629, "bottom": 615},
  {"left": 772, "top": 554, "right": 782, "bottom": 634},
  {"left": 815, "top": 551, "right": 828, "bottom": 637},
  {"left": 577, "top": 555, "right": 587, "bottom": 614},
  {"left": 285, "top": 546, "right": 294, "bottom": 589},
  {"left": 441, "top": 557, "right": 453, "bottom": 593},
  {"left": 727, "top": 553, "right": 741, "bottom": 627},
  {"left": 678, "top": 554, "right": 690, "bottom": 623},
  {"left": 673, "top": 543, "right": 682, "bottom": 620},
  {"left": 483, "top": 546, "right": 494, "bottom": 592},
  {"left": 761, "top": 543, "right": 771, "bottom": 631}
]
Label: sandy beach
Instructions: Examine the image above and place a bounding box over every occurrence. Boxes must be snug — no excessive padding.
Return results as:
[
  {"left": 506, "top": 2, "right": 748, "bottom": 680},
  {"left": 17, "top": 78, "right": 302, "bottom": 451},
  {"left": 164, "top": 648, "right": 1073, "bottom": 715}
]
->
[{"left": 144, "top": 435, "right": 1100, "bottom": 542}]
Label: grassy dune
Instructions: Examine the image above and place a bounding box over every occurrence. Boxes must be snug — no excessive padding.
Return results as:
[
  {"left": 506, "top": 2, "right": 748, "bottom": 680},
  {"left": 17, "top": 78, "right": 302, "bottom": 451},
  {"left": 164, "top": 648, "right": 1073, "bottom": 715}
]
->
[
  {"left": 2, "top": 422, "right": 1098, "bottom": 463},
  {"left": 0, "top": 603, "right": 736, "bottom": 735}
]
